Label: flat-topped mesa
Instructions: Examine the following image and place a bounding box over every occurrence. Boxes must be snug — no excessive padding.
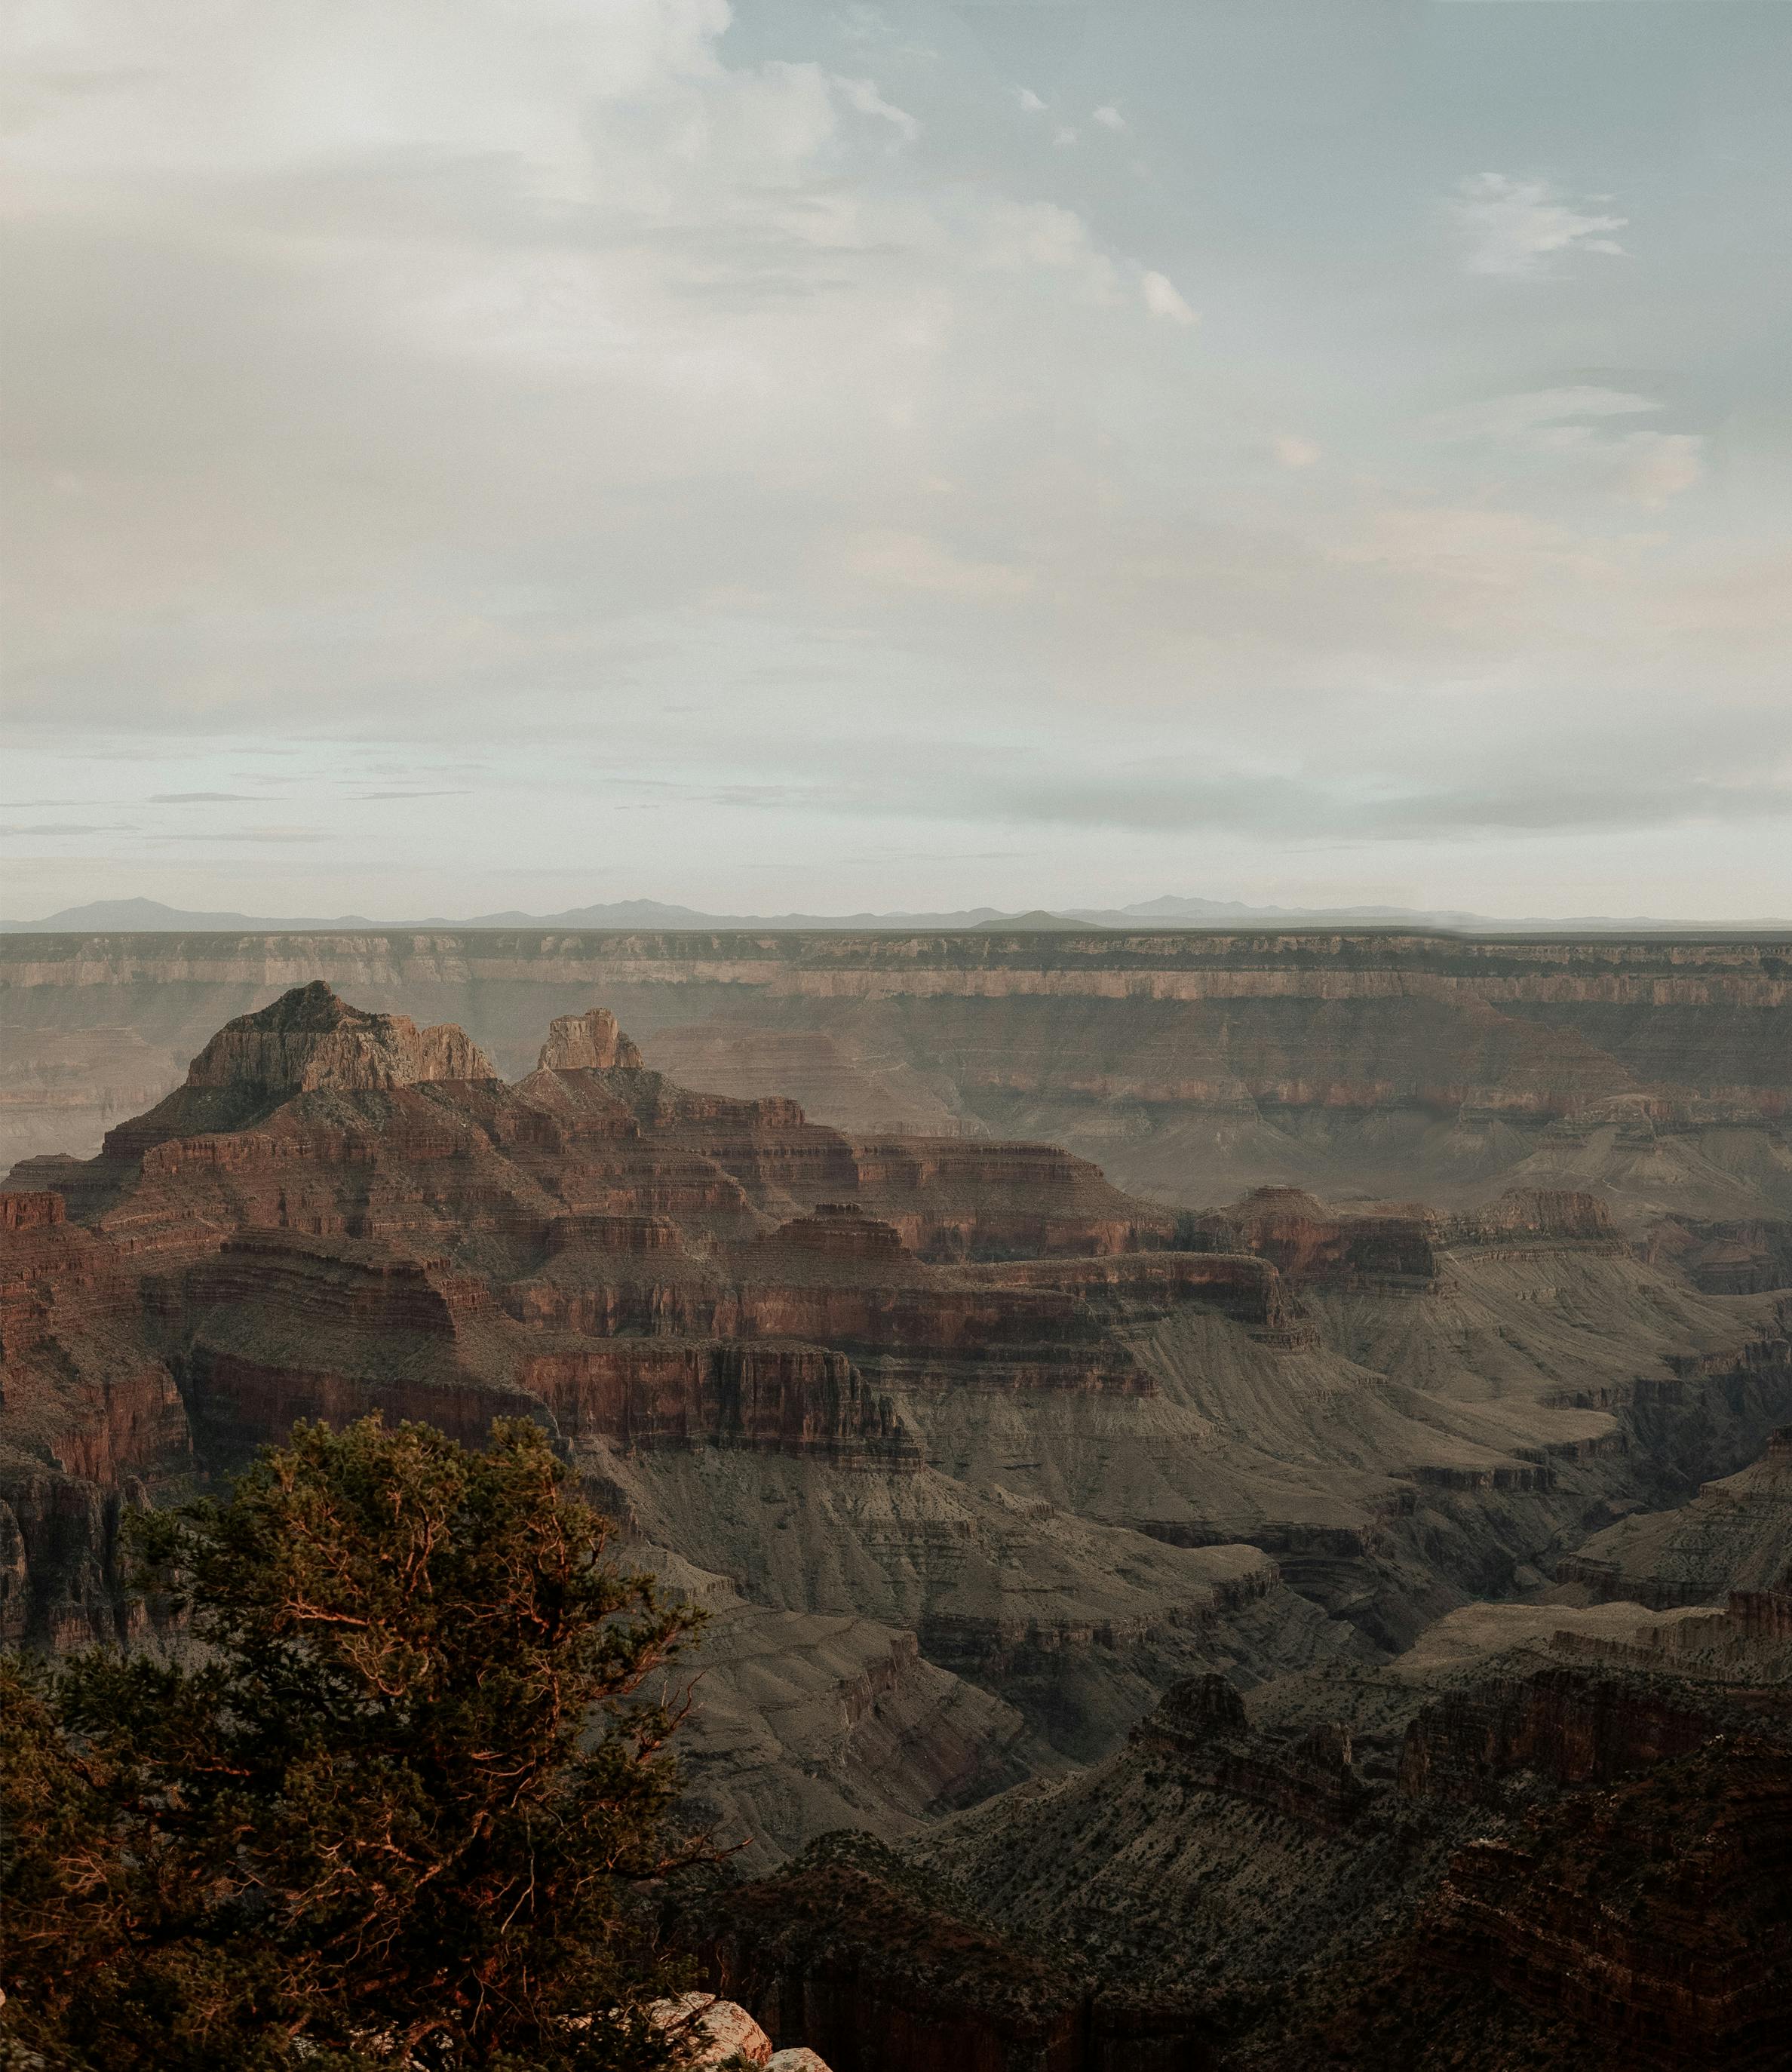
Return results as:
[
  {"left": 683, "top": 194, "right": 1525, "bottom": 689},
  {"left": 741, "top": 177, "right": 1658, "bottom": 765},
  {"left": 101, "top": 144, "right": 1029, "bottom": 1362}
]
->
[
  {"left": 536, "top": 1006, "right": 643, "bottom": 1073},
  {"left": 1187, "top": 1183, "right": 1621, "bottom": 1288},
  {"left": 186, "top": 981, "right": 496, "bottom": 1096},
  {"left": 1464, "top": 1188, "right": 1616, "bottom": 1243},
  {"left": 1189, "top": 1186, "right": 1440, "bottom": 1285},
  {"left": 775, "top": 1204, "right": 908, "bottom": 1263}
]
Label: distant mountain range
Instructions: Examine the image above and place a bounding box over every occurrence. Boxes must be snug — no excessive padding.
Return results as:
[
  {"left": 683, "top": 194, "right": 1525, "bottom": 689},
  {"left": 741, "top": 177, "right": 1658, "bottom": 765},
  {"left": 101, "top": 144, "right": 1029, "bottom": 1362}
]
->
[{"left": 3, "top": 895, "right": 1786, "bottom": 936}]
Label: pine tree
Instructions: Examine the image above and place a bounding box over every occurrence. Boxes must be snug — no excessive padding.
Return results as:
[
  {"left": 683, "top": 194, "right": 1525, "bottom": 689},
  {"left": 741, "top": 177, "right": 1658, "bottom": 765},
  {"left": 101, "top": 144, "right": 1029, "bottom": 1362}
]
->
[{"left": 0, "top": 1416, "right": 705, "bottom": 2070}]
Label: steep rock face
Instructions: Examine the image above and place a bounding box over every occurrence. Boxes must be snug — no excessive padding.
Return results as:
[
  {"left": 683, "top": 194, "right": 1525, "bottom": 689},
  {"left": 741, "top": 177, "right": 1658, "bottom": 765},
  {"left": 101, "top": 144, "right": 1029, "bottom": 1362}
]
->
[
  {"left": 1395, "top": 1665, "right": 1724, "bottom": 1803},
  {"left": 11, "top": 1005, "right": 1787, "bottom": 1705},
  {"left": 5, "top": 985, "right": 1358, "bottom": 1825},
  {"left": 9, "top": 980, "right": 1792, "bottom": 1871},
  {"left": 7, "top": 989, "right": 1249, "bottom": 1472},
  {"left": 1132, "top": 1671, "right": 1370, "bottom": 1831},
  {"left": 1415, "top": 1738, "right": 1792, "bottom": 2069},
  {"left": 905, "top": 1598, "right": 1792, "bottom": 2070},
  {"left": 1189, "top": 1187, "right": 1439, "bottom": 1284},
  {"left": 537, "top": 1005, "right": 643, "bottom": 1072},
  {"left": 0, "top": 1189, "right": 192, "bottom": 1644},
  {"left": 1560, "top": 1424, "right": 1792, "bottom": 1607},
  {"left": 517, "top": 1338, "right": 915, "bottom": 1463},
  {"left": 1184, "top": 1184, "right": 1619, "bottom": 1290},
  {"left": 1645, "top": 1214, "right": 1792, "bottom": 1294}
]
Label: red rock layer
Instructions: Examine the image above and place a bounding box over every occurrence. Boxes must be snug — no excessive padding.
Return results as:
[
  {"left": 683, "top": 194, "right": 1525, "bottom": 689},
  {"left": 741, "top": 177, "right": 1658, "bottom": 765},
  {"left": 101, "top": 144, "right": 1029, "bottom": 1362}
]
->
[
  {"left": 0, "top": 1189, "right": 192, "bottom": 1645},
  {"left": 1422, "top": 1737, "right": 1792, "bottom": 2067},
  {"left": 1396, "top": 1666, "right": 1723, "bottom": 1803},
  {"left": 3, "top": 987, "right": 1292, "bottom": 1630}
]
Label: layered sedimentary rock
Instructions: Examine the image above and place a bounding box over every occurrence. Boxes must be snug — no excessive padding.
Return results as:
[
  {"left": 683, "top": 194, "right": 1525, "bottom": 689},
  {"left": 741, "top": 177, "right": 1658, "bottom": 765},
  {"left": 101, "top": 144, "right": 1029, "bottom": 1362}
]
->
[
  {"left": 898, "top": 1591, "right": 1792, "bottom": 2070},
  {"left": 5, "top": 928, "right": 1787, "bottom": 1232},
  {"left": 1644, "top": 1214, "right": 1792, "bottom": 1295},
  {"left": 0, "top": 1189, "right": 191, "bottom": 1645},
  {"left": 1, "top": 984, "right": 1363, "bottom": 1825},
  {"left": 183, "top": 978, "right": 499, "bottom": 1097},
  {"left": 7, "top": 980, "right": 1792, "bottom": 1869},
  {"left": 1183, "top": 1183, "right": 1620, "bottom": 1288},
  {"left": 666, "top": 1578, "right": 1049, "bottom": 1870},
  {"left": 1559, "top": 1423, "right": 1792, "bottom": 1607}
]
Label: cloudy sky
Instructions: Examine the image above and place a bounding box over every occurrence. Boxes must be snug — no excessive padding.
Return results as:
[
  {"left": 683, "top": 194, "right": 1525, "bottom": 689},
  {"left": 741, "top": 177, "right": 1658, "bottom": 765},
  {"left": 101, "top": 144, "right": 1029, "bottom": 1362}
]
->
[{"left": 3, "top": 0, "right": 1789, "bottom": 921}]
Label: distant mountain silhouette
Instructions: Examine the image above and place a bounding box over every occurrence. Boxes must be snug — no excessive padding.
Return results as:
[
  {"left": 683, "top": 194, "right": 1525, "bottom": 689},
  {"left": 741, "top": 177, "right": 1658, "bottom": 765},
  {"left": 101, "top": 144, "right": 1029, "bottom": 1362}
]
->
[
  {"left": 969, "top": 910, "right": 1099, "bottom": 932},
  {"left": 0, "top": 897, "right": 378, "bottom": 933},
  {"left": 3, "top": 895, "right": 1783, "bottom": 935}
]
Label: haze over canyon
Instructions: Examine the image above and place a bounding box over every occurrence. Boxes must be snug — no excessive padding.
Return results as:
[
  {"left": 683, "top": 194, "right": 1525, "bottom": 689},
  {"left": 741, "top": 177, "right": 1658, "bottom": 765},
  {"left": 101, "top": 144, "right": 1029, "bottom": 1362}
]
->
[{"left": 3, "top": 924, "right": 1790, "bottom": 2064}]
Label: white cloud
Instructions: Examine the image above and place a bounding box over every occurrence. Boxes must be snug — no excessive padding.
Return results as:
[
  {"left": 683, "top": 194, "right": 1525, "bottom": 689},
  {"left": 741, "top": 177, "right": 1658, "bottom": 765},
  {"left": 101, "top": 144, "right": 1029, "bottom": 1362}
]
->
[
  {"left": 1140, "top": 269, "right": 1198, "bottom": 326},
  {"left": 1428, "top": 387, "right": 1659, "bottom": 441},
  {"left": 2, "top": 0, "right": 1784, "bottom": 922},
  {"left": 1428, "top": 388, "right": 1703, "bottom": 506},
  {"left": 1014, "top": 86, "right": 1047, "bottom": 114},
  {"left": 1449, "top": 173, "right": 1627, "bottom": 278},
  {"left": 834, "top": 75, "right": 920, "bottom": 140},
  {"left": 980, "top": 200, "right": 1111, "bottom": 278},
  {"left": 1092, "top": 105, "right": 1127, "bottom": 132}
]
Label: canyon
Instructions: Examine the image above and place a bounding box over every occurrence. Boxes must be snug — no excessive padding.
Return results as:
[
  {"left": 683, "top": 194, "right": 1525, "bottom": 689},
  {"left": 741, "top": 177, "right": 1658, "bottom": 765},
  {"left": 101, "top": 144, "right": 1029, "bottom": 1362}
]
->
[
  {"left": 4, "top": 928, "right": 1787, "bottom": 1235},
  {"left": 2, "top": 950, "right": 1790, "bottom": 2064}
]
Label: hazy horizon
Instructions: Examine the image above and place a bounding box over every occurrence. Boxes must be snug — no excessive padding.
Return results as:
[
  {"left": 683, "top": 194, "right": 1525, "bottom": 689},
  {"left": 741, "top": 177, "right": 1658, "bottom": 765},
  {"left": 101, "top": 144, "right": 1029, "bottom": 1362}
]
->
[
  {"left": 5, "top": 2, "right": 1789, "bottom": 923},
  {"left": 6, "top": 888, "right": 1790, "bottom": 935}
]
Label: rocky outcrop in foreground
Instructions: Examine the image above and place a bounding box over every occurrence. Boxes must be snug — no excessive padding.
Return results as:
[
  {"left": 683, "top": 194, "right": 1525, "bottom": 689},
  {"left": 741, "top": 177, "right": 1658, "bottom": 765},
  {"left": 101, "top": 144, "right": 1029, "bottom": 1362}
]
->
[
  {"left": 649, "top": 1992, "right": 833, "bottom": 2070},
  {"left": 888, "top": 1592, "right": 1792, "bottom": 2070}
]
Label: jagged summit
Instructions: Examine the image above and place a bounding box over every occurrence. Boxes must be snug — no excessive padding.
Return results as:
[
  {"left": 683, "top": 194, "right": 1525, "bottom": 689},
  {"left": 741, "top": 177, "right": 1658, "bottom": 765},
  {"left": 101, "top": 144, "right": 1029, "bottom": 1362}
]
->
[
  {"left": 185, "top": 981, "right": 497, "bottom": 1096},
  {"left": 536, "top": 1006, "right": 643, "bottom": 1073},
  {"left": 222, "top": 978, "right": 369, "bottom": 1033}
]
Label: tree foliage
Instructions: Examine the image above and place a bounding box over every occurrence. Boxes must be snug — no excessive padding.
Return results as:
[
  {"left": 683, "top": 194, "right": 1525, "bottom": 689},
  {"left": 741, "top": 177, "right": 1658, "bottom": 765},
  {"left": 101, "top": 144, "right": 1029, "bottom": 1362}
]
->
[{"left": 0, "top": 1417, "right": 705, "bottom": 2070}]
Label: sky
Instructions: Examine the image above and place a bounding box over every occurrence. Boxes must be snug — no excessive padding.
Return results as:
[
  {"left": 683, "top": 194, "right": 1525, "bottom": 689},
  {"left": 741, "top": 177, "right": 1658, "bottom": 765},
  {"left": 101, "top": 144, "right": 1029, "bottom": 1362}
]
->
[{"left": 3, "top": 0, "right": 1790, "bottom": 922}]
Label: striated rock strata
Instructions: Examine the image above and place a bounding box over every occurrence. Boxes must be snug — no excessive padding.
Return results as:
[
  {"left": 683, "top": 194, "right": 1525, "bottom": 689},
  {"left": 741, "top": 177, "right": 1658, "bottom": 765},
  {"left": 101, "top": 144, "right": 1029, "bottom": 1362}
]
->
[
  {"left": 5, "top": 927, "right": 1787, "bottom": 1233},
  {"left": 1559, "top": 1422, "right": 1792, "bottom": 1608},
  {"left": 7, "top": 981, "right": 1792, "bottom": 1866},
  {"left": 900, "top": 1590, "right": 1792, "bottom": 2068},
  {"left": 1, "top": 985, "right": 1362, "bottom": 1833}
]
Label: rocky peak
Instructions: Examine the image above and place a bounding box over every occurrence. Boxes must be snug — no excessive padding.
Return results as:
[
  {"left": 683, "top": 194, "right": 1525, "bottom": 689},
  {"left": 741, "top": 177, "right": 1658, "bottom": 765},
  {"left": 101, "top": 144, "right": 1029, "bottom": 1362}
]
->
[
  {"left": 535, "top": 1006, "right": 644, "bottom": 1073},
  {"left": 184, "top": 981, "right": 496, "bottom": 1095}
]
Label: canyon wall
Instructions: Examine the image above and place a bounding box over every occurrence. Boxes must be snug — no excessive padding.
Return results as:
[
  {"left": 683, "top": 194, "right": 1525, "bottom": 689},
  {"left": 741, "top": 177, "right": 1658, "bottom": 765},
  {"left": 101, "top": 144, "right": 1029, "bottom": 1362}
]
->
[
  {"left": 5, "top": 965, "right": 1792, "bottom": 2052},
  {"left": 5, "top": 928, "right": 1787, "bottom": 1227},
  {"left": 899, "top": 1591, "right": 1792, "bottom": 2069}
]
